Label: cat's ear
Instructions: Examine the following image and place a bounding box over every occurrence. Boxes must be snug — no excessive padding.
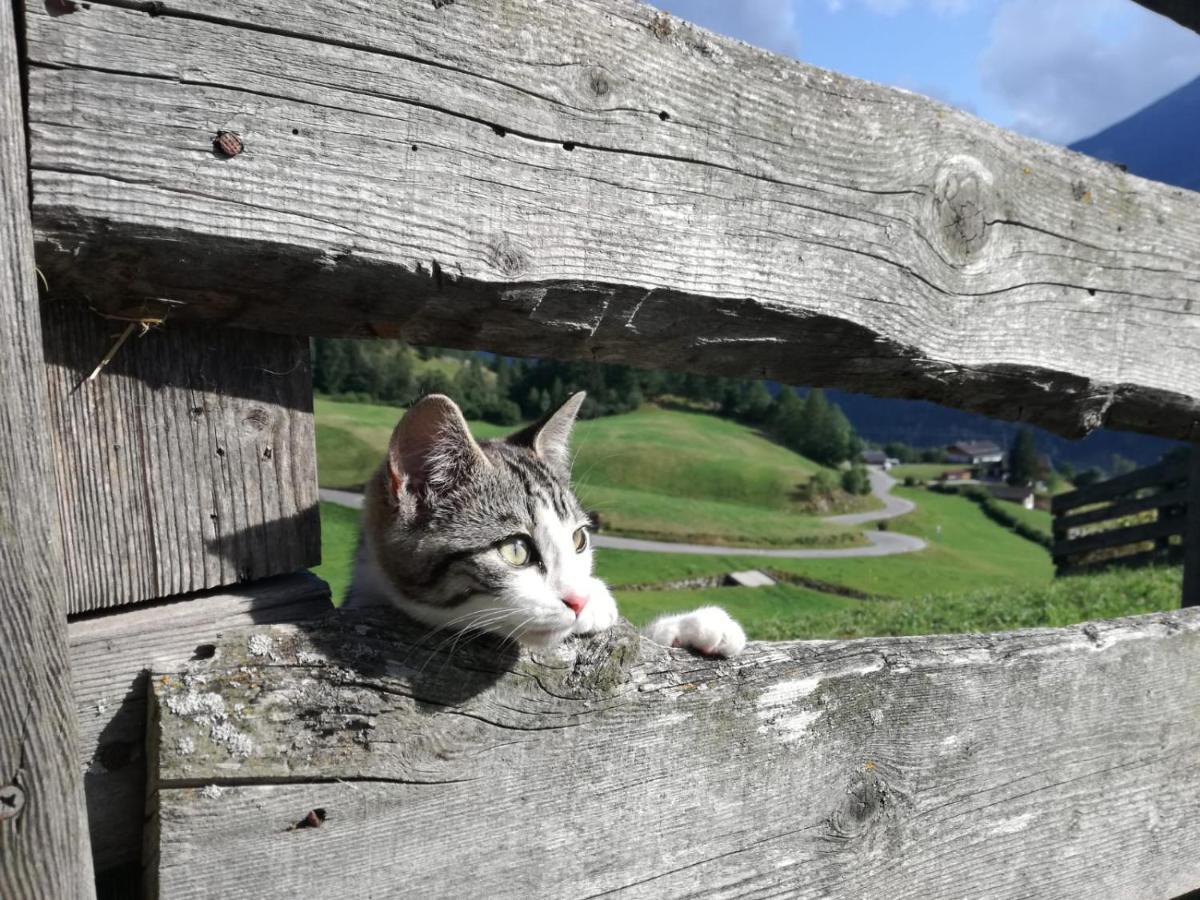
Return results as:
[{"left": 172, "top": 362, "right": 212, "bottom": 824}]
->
[
  {"left": 507, "top": 391, "right": 585, "bottom": 472},
  {"left": 387, "top": 394, "right": 489, "bottom": 502}
]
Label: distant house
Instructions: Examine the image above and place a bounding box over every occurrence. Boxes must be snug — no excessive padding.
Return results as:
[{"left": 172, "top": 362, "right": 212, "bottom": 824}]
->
[
  {"left": 940, "top": 469, "right": 974, "bottom": 482},
  {"left": 860, "top": 449, "right": 889, "bottom": 468},
  {"left": 946, "top": 440, "right": 1004, "bottom": 465},
  {"left": 989, "top": 484, "right": 1036, "bottom": 510}
]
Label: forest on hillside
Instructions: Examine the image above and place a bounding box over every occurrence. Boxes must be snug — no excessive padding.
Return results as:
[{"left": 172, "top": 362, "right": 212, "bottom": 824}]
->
[{"left": 312, "top": 338, "right": 866, "bottom": 471}]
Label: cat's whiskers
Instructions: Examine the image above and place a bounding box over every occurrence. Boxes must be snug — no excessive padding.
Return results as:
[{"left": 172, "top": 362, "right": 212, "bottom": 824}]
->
[{"left": 417, "top": 608, "right": 522, "bottom": 674}]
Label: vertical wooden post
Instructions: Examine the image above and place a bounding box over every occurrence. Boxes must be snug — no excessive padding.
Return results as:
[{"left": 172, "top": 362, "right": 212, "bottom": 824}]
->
[
  {"left": 0, "top": 1, "right": 95, "bottom": 896},
  {"left": 1184, "top": 445, "right": 1200, "bottom": 608}
]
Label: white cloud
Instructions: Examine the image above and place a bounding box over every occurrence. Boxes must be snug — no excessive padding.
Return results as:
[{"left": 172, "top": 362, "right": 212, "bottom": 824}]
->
[{"left": 980, "top": 0, "right": 1200, "bottom": 144}]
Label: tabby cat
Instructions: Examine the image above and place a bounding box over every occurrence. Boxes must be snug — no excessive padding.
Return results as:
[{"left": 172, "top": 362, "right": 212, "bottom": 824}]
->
[{"left": 347, "top": 392, "right": 745, "bottom": 657}]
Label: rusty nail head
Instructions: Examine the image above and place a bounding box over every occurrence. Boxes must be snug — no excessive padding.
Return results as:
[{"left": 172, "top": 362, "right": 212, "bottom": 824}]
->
[
  {"left": 0, "top": 784, "right": 26, "bottom": 821},
  {"left": 213, "top": 131, "right": 244, "bottom": 158}
]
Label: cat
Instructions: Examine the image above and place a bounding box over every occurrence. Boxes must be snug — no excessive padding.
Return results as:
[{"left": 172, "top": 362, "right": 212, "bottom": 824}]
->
[{"left": 346, "top": 392, "right": 746, "bottom": 657}]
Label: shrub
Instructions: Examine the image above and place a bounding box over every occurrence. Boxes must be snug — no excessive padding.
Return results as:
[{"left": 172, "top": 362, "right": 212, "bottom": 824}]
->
[{"left": 840, "top": 465, "right": 872, "bottom": 496}]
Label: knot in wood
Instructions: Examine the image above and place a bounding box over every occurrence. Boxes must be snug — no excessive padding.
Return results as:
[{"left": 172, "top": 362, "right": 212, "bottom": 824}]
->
[
  {"left": 486, "top": 236, "right": 529, "bottom": 278},
  {"left": 827, "top": 770, "right": 891, "bottom": 841},
  {"left": 931, "top": 157, "right": 993, "bottom": 264},
  {"left": 586, "top": 68, "right": 611, "bottom": 98},
  {"left": 0, "top": 784, "right": 25, "bottom": 821},
  {"left": 241, "top": 407, "right": 273, "bottom": 434}
]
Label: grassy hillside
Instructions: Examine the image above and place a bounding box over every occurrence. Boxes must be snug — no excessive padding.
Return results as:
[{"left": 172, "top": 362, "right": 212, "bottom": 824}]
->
[
  {"left": 315, "top": 396, "right": 512, "bottom": 489},
  {"left": 315, "top": 398, "right": 869, "bottom": 547},
  {"left": 595, "top": 487, "right": 1053, "bottom": 597}
]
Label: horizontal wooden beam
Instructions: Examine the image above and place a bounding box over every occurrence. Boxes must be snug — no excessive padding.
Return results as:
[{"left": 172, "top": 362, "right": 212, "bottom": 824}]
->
[
  {"left": 1052, "top": 457, "right": 1189, "bottom": 514},
  {"left": 1052, "top": 515, "right": 1183, "bottom": 558},
  {"left": 146, "top": 608, "right": 1200, "bottom": 899},
  {"left": 1131, "top": 0, "right": 1200, "bottom": 34},
  {"left": 21, "top": 0, "right": 1200, "bottom": 441},
  {"left": 68, "top": 573, "right": 330, "bottom": 873}
]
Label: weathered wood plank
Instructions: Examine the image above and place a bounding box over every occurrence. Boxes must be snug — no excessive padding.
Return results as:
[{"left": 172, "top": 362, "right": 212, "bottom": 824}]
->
[
  {"left": 42, "top": 301, "right": 320, "bottom": 612},
  {"left": 1184, "top": 447, "right": 1200, "bottom": 606},
  {"left": 68, "top": 573, "right": 330, "bottom": 873},
  {"left": 147, "top": 608, "right": 1200, "bottom": 899},
  {"left": 22, "top": 0, "right": 1200, "bottom": 441},
  {"left": 0, "top": 3, "right": 95, "bottom": 895},
  {"left": 1051, "top": 457, "right": 1189, "bottom": 514},
  {"left": 1131, "top": 0, "right": 1200, "bottom": 34}
]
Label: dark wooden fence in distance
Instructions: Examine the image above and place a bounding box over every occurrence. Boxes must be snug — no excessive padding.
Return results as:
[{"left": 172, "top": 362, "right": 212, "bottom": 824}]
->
[{"left": 1052, "top": 454, "right": 1195, "bottom": 589}]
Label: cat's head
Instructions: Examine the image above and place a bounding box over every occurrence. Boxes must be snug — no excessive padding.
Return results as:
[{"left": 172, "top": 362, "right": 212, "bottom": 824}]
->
[{"left": 362, "top": 392, "right": 597, "bottom": 648}]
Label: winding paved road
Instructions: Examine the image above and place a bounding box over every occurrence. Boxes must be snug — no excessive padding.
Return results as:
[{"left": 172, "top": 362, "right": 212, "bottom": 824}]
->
[{"left": 317, "top": 467, "right": 926, "bottom": 559}]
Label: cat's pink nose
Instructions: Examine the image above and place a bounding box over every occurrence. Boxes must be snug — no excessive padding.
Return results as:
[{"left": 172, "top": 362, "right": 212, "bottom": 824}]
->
[{"left": 562, "top": 593, "right": 589, "bottom": 616}]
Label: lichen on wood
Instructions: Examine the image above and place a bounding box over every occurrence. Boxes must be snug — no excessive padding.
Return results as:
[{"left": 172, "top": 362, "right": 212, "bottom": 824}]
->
[{"left": 148, "top": 606, "right": 1200, "bottom": 899}]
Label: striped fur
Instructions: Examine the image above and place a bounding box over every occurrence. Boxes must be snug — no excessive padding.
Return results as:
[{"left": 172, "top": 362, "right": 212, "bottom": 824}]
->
[
  {"left": 347, "top": 392, "right": 746, "bottom": 657},
  {"left": 347, "top": 393, "right": 618, "bottom": 648}
]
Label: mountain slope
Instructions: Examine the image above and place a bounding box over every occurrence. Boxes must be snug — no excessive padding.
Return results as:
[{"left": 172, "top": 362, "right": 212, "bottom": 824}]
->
[{"left": 1070, "top": 74, "right": 1200, "bottom": 191}]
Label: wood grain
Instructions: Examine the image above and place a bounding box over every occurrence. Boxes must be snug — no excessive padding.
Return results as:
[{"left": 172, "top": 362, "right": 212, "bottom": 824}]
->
[
  {"left": 68, "top": 573, "right": 331, "bottom": 873},
  {"left": 21, "top": 0, "right": 1200, "bottom": 441},
  {"left": 0, "top": 3, "right": 95, "bottom": 895},
  {"left": 42, "top": 301, "right": 320, "bottom": 613},
  {"left": 147, "top": 608, "right": 1200, "bottom": 899}
]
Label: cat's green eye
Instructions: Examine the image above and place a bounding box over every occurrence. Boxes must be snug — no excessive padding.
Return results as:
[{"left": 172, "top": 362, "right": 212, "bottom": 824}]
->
[
  {"left": 498, "top": 536, "right": 533, "bottom": 567},
  {"left": 572, "top": 526, "right": 589, "bottom": 553}
]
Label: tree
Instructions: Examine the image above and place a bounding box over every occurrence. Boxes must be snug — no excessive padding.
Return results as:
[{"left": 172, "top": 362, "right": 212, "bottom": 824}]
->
[
  {"left": 1007, "top": 427, "right": 1039, "bottom": 486},
  {"left": 736, "top": 382, "right": 774, "bottom": 423},
  {"left": 1110, "top": 454, "right": 1137, "bottom": 476},
  {"left": 769, "top": 388, "right": 807, "bottom": 450}
]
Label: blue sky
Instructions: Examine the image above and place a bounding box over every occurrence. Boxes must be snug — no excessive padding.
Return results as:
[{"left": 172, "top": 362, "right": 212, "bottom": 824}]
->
[{"left": 661, "top": 0, "right": 1200, "bottom": 144}]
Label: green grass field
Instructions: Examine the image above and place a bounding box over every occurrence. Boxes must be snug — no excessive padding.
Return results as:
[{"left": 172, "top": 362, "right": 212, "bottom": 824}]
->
[
  {"left": 1002, "top": 502, "right": 1054, "bottom": 537},
  {"left": 315, "top": 398, "right": 870, "bottom": 547},
  {"left": 313, "top": 501, "right": 361, "bottom": 603},
  {"left": 590, "top": 487, "right": 1054, "bottom": 596}
]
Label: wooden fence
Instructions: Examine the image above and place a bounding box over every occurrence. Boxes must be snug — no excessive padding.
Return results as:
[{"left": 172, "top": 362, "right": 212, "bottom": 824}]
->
[
  {"left": 2, "top": 0, "right": 1199, "bottom": 897},
  {"left": 1052, "top": 454, "right": 1200, "bottom": 590}
]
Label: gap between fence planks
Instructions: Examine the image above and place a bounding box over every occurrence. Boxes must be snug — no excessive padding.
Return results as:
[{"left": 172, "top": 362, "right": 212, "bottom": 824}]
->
[
  {"left": 146, "top": 607, "right": 1200, "bottom": 900},
  {"left": 68, "top": 572, "right": 331, "bottom": 873},
  {"left": 0, "top": 2, "right": 94, "bottom": 895},
  {"left": 21, "top": 0, "right": 1200, "bottom": 442}
]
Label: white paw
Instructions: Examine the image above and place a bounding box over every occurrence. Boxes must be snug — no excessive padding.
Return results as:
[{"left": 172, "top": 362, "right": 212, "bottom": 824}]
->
[
  {"left": 571, "top": 578, "right": 620, "bottom": 636},
  {"left": 643, "top": 606, "right": 746, "bottom": 658}
]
